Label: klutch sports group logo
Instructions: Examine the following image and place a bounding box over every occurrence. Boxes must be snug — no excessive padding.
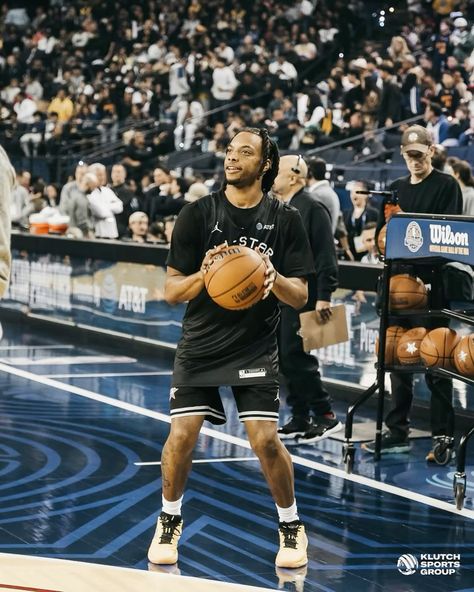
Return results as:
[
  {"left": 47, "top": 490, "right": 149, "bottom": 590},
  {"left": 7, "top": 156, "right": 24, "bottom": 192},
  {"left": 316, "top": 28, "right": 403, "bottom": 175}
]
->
[
  {"left": 397, "top": 553, "right": 461, "bottom": 576},
  {"left": 404, "top": 221, "right": 423, "bottom": 253},
  {"left": 397, "top": 554, "right": 419, "bottom": 576}
]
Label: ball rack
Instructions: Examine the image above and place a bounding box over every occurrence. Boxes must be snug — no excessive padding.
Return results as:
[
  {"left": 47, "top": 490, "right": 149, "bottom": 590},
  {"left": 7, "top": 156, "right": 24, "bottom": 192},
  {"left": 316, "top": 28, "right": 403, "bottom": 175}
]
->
[{"left": 342, "top": 213, "right": 474, "bottom": 510}]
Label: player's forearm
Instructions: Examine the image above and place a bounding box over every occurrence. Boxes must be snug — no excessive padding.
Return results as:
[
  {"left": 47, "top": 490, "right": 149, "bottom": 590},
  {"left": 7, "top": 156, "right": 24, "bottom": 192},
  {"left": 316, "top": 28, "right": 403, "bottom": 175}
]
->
[
  {"left": 164, "top": 272, "right": 205, "bottom": 304},
  {"left": 272, "top": 275, "right": 308, "bottom": 309}
]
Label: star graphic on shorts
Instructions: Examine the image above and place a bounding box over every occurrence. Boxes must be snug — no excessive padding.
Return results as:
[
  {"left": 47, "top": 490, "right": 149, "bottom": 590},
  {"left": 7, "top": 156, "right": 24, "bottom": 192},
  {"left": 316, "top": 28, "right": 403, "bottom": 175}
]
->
[
  {"left": 458, "top": 350, "right": 468, "bottom": 363},
  {"left": 169, "top": 387, "right": 179, "bottom": 400},
  {"left": 406, "top": 342, "right": 418, "bottom": 354}
]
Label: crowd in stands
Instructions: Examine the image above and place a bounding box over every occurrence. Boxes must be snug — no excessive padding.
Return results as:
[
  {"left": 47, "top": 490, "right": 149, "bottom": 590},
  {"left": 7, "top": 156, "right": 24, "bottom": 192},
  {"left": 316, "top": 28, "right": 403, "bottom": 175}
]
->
[{"left": 2, "top": 0, "right": 474, "bottom": 255}]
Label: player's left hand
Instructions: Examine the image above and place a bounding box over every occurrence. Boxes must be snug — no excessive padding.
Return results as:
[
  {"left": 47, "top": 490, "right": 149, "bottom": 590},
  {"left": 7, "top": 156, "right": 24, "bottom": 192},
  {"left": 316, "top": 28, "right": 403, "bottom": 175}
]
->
[
  {"left": 260, "top": 251, "right": 277, "bottom": 300},
  {"left": 316, "top": 300, "right": 332, "bottom": 323}
]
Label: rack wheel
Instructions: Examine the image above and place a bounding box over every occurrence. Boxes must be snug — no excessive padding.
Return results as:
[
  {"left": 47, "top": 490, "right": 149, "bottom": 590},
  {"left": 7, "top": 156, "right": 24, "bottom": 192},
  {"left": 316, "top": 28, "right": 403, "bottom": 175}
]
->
[
  {"left": 455, "top": 482, "right": 465, "bottom": 511},
  {"left": 433, "top": 440, "right": 453, "bottom": 465},
  {"left": 343, "top": 445, "right": 355, "bottom": 474}
]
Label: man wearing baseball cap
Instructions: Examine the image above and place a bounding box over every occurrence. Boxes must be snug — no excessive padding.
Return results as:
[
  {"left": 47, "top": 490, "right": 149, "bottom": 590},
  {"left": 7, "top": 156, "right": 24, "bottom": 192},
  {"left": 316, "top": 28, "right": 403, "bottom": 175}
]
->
[{"left": 363, "top": 124, "right": 463, "bottom": 461}]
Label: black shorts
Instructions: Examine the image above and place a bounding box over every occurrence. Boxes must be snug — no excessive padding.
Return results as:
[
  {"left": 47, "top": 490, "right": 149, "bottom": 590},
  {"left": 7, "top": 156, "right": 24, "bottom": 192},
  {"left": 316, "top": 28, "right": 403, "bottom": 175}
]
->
[{"left": 169, "top": 383, "right": 280, "bottom": 425}]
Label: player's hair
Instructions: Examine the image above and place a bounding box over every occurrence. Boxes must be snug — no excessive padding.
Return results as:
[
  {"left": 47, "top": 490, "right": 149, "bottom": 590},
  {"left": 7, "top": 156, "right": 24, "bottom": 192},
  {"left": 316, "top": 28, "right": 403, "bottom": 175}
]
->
[{"left": 229, "top": 127, "right": 280, "bottom": 193}]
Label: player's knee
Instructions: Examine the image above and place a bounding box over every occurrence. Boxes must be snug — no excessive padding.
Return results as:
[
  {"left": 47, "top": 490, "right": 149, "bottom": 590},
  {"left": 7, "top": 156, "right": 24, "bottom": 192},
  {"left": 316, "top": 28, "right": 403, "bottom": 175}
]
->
[
  {"left": 250, "top": 431, "right": 280, "bottom": 458},
  {"left": 168, "top": 424, "right": 198, "bottom": 453}
]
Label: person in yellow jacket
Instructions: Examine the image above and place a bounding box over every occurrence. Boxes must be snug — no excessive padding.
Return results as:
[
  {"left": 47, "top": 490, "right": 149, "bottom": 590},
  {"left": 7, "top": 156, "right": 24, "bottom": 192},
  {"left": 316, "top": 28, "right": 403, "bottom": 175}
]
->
[{"left": 47, "top": 88, "right": 74, "bottom": 123}]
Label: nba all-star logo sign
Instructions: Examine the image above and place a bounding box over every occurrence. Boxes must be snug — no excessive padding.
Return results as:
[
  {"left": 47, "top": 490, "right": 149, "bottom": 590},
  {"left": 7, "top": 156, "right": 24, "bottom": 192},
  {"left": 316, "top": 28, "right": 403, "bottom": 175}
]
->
[{"left": 404, "top": 221, "right": 423, "bottom": 253}]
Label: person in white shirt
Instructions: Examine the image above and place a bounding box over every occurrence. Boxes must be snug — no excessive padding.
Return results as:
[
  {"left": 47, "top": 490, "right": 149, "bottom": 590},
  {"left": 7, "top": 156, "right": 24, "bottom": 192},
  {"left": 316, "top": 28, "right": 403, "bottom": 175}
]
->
[
  {"left": 210, "top": 58, "right": 239, "bottom": 123},
  {"left": 307, "top": 158, "right": 340, "bottom": 234},
  {"left": 13, "top": 91, "right": 37, "bottom": 124},
  {"left": 0, "top": 144, "right": 13, "bottom": 297},
  {"left": 215, "top": 41, "right": 235, "bottom": 65},
  {"left": 86, "top": 164, "right": 123, "bottom": 239},
  {"left": 268, "top": 56, "right": 298, "bottom": 93},
  {"left": 269, "top": 56, "right": 298, "bottom": 81},
  {"left": 294, "top": 34, "right": 317, "bottom": 61},
  {"left": 169, "top": 57, "right": 191, "bottom": 99}
]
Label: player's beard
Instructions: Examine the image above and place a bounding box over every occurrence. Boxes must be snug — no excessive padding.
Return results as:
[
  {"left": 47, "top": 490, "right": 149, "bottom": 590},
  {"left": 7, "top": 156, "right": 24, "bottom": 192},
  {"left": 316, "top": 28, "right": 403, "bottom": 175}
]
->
[{"left": 225, "top": 170, "right": 260, "bottom": 188}]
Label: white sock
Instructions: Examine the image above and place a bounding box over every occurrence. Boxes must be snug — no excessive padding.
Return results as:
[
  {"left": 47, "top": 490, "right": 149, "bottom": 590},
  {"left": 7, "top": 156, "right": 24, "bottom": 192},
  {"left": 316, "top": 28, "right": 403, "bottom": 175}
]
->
[
  {"left": 162, "top": 495, "right": 183, "bottom": 516},
  {"left": 276, "top": 500, "right": 299, "bottom": 523}
]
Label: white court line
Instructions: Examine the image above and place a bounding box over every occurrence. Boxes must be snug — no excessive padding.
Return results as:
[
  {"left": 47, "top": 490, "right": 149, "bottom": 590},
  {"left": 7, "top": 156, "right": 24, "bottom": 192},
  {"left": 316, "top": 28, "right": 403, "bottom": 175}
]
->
[
  {"left": 135, "top": 457, "right": 258, "bottom": 466},
  {"left": 0, "top": 360, "right": 472, "bottom": 520},
  {"left": 0, "top": 344, "right": 75, "bottom": 351},
  {"left": 44, "top": 371, "right": 173, "bottom": 378},
  {"left": 0, "top": 355, "right": 137, "bottom": 366}
]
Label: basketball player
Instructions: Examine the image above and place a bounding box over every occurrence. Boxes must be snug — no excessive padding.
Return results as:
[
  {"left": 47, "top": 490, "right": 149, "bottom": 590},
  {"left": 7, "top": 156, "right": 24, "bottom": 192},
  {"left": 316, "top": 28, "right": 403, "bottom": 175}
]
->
[
  {"left": 148, "top": 128, "right": 314, "bottom": 568},
  {"left": 363, "top": 125, "right": 463, "bottom": 459},
  {"left": 0, "top": 145, "right": 13, "bottom": 297},
  {"left": 272, "top": 155, "right": 340, "bottom": 443}
]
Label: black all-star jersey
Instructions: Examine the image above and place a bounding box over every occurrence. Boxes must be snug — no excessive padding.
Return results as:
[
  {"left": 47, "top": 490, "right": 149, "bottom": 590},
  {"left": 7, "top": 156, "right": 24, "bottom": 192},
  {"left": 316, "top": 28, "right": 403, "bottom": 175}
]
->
[{"left": 166, "top": 190, "right": 315, "bottom": 386}]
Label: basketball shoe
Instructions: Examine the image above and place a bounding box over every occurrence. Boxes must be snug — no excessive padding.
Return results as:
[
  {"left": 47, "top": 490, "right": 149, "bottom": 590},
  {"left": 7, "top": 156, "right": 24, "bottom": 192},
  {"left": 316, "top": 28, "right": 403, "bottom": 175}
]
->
[
  {"left": 275, "top": 520, "right": 308, "bottom": 568},
  {"left": 298, "top": 413, "right": 342, "bottom": 444},
  {"left": 147, "top": 512, "right": 183, "bottom": 564},
  {"left": 278, "top": 416, "right": 312, "bottom": 440},
  {"left": 362, "top": 431, "right": 410, "bottom": 454},
  {"left": 275, "top": 565, "right": 308, "bottom": 592}
]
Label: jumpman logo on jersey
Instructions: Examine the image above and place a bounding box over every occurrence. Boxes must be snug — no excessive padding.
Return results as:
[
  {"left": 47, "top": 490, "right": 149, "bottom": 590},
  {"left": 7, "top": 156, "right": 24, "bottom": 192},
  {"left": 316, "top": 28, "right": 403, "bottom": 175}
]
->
[{"left": 211, "top": 221, "right": 223, "bottom": 233}]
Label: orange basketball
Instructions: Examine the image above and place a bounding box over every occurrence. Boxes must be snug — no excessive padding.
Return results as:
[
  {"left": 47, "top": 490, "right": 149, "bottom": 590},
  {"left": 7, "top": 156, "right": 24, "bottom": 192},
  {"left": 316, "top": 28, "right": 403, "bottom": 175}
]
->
[
  {"left": 396, "top": 327, "right": 428, "bottom": 365},
  {"left": 420, "top": 328, "right": 460, "bottom": 369},
  {"left": 389, "top": 274, "right": 428, "bottom": 310},
  {"left": 204, "top": 245, "right": 266, "bottom": 310},
  {"left": 375, "top": 326, "right": 406, "bottom": 365},
  {"left": 377, "top": 224, "right": 387, "bottom": 256},
  {"left": 453, "top": 334, "right": 474, "bottom": 376}
]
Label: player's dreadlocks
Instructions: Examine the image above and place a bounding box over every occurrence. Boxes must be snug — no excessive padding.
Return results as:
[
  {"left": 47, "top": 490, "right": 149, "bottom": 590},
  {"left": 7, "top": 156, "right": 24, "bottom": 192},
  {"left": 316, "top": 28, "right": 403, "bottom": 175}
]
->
[{"left": 227, "top": 127, "right": 280, "bottom": 193}]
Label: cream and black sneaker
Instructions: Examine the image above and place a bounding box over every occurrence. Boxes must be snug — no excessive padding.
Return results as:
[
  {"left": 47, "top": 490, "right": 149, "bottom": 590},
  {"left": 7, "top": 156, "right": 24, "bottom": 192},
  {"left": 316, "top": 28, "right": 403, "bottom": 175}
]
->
[
  {"left": 275, "top": 520, "right": 308, "bottom": 568},
  {"left": 275, "top": 565, "right": 308, "bottom": 592},
  {"left": 147, "top": 512, "right": 183, "bottom": 565}
]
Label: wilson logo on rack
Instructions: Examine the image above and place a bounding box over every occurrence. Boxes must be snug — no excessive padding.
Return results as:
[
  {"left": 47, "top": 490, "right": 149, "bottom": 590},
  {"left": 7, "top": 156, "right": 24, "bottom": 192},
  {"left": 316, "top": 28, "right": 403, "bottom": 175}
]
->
[{"left": 429, "top": 224, "right": 469, "bottom": 256}]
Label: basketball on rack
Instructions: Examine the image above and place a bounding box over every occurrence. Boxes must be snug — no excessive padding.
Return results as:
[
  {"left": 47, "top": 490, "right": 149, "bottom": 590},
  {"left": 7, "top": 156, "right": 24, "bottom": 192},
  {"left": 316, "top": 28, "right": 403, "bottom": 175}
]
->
[
  {"left": 375, "top": 325, "right": 406, "bottom": 365},
  {"left": 453, "top": 334, "right": 474, "bottom": 376},
  {"left": 204, "top": 245, "right": 266, "bottom": 310},
  {"left": 396, "top": 327, "right": 428, "bottom": 365},
  {"left": 389, "top": 274, "right": 428, "bottom": 310},
  {"left": 420, "top": 328, "right": 461, "bottom": 369},
  {"left": 377, "top": 224, "right": 387, "bottom": 256}
]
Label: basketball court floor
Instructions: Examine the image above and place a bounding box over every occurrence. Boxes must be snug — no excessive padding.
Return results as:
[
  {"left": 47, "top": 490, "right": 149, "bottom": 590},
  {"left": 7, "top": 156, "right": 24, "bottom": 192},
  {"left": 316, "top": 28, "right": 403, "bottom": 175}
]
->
[{"left": 0, "top": 319, "right": 473, "bottom": 592}]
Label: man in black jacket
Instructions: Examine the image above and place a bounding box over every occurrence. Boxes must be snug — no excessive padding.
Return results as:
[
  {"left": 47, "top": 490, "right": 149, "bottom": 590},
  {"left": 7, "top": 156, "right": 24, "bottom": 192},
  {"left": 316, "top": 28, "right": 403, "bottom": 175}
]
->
[
  {"left": 110, "top": 164, "right": 141, "bottom": 238},
  {"left": 272, "top": 155, "right": 340, "bottom": 443}
]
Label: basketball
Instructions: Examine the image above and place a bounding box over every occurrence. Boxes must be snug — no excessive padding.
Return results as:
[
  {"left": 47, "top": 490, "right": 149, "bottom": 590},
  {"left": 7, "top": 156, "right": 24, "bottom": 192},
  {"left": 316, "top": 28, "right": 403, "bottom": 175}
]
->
[
  {"left": 377, "top": 224, "right": 387, "bottom": 256},
  {"left": 375, "top": 325, "right": 406, "bottom": 365},
  {"left": 420, "top": 328, "right": 460, "bottom": 369},
  {"left": 204, "top": 245, "right": 266, "bottom": 310},
  {"left": 389, "top": 274, "right": 428, "bottom": 310},
  {"left": 396, "top": 327, "right": 428, "bottom": 365},
  {"left": 453, "top": 334, "right": 474, "bottom": 376}
]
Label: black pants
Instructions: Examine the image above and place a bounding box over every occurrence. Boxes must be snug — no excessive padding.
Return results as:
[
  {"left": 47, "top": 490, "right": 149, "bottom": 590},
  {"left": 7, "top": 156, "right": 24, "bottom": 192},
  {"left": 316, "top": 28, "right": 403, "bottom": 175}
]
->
[
  {"left": 386, "top": 371, "right": 453, "bottom": 438},
  {"left": 384, "top": 264, "right": 454, "bottom": 438},
  {"left": 278, "top": 305, "right": 332, "bottom": 418}
]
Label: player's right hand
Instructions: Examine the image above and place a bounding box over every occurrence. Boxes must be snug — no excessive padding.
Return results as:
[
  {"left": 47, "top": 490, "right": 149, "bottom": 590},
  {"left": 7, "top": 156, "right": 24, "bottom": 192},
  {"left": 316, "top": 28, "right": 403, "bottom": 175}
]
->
[{"left": 200, "top": 242, "right": 228, "bottom": 275}]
